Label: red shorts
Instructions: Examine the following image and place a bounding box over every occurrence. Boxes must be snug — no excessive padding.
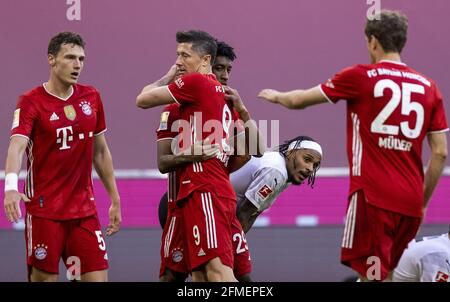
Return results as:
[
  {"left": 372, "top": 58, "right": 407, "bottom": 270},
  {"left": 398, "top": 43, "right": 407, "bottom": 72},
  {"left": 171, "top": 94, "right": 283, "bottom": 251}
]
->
[
  {"left": 179, "top": 189, "right": 235, "bottom": 271},
  {"left": 231, "top": 216, "right": 252, "bottom": 278},
  {"left": 25, "top": 213, "right": 109, "bottom": 278},
  {"left": 340, "top": 190, "right": 421, "bottom": 281},
  {"left": 159, "top": 203, "right": 189, "bottom": 277}
]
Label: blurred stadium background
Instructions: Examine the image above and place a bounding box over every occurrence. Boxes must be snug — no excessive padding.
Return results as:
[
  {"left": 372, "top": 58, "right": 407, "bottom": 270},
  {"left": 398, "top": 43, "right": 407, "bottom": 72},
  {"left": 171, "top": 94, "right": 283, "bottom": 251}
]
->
[{"left": 0, "top": 0, "right": 449, "bottom": 281}]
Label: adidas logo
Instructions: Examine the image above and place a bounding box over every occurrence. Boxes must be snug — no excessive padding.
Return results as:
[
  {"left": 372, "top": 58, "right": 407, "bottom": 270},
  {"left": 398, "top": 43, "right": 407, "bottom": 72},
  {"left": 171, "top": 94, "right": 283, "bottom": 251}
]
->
[
  {"left": 197, "top": 248, "right": 206, "bottom": 257},
  {"left": 49, "top": 112, "right": 59, "bottom": 121}
]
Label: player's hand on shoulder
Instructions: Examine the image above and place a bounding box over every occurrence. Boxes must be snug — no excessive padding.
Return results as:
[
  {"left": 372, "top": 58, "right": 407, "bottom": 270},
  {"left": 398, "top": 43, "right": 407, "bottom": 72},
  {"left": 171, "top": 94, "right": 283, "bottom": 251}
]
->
[
  {"left": 258, "top": 89, "right": 280, "bottom": 103},
  {"left": 3, "top": 190, "right": 29, "bottom": 223},
  {"left": 224, "top": 86, "right": 247, "bottom": 113}
]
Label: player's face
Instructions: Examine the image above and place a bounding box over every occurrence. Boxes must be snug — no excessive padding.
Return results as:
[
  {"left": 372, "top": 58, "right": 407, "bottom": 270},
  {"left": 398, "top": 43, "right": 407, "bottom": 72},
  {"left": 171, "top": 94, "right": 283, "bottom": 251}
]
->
[
  {"left": 212, "top": 56, "right": 233, "bottom": 86},
  {"left": 48, "top": 43, "right": 85, "bottom": 86},
  {"left": 175, "top": 43, "right": 205, "bottom": 76},
  {"left": 287, "top": 149, "right": 322, "bottom": 185}
]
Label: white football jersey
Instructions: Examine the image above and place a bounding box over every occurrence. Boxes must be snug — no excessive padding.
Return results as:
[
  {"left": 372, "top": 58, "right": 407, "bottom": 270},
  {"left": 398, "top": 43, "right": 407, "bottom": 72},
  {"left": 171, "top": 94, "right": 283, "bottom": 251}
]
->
[
  {"left": 393, "top": 233, "right": 450, "bottom": 282},
  {"left": 230, "top": 152, "right": 290, "bottom": 212}
]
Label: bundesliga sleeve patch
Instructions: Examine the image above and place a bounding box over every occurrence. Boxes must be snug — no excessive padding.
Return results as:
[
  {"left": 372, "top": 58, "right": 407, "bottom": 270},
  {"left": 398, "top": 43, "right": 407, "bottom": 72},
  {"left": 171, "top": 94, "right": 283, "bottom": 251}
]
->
[
  {"left": 11, "top": 108, "right": 20, "bottom": 129},
  {"left": 257, "top": 184, "right": 273, "bottom": 200},
  {"left": 158, "top": 111, "right": 170, "bottom": 131},
  {"left": 435, "top": 271, "right": 449, "bottom": 282}
]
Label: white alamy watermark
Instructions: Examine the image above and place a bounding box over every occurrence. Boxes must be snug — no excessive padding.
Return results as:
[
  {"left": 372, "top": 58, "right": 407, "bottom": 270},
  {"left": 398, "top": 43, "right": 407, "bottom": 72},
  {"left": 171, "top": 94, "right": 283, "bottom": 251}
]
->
[
  {"left": 366, "top": 256, "right": 381, "bottom": 281},
  {"left": 66, "top": 0, "right": 81, "bottom": 21},
  {"left": 366, "top": 0, "right": 381, "bottom": 21},
  {"left": 168, "top": 114, "right": 280, "bottom": 158},
  {"left": 66, "top": 256, "right": 81, "bottom": 281}
]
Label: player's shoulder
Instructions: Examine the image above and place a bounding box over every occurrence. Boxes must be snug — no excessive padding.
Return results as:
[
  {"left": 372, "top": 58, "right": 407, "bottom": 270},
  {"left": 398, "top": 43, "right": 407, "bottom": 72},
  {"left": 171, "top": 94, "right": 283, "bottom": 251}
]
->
[
  {"left": 259, "top": 152, "right": 288, "bottom": 180},
  {"left": 74, "top": 83, "right": 100, "bottom": 95},
  {"left": 21, "top": 85, "right": 45, "bottom": 99},
  {"left": 18, "top": 86, "right": 46, "bottom": 108},
  {"left": 406, "top": 234, "right": 449, "bottom": 258},
  {"left": 181, "top": 72, "right": 207, "bottom": 82}
]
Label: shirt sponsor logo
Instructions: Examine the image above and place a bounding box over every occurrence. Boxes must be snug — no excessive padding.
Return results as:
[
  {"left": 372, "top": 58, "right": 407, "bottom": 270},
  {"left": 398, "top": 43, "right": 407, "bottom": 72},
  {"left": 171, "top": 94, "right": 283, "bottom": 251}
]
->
[
  {"left": 11, "top": 108, "right": 20, "bottom": 129},
  {"left": 64, "top": 105, "right": 76, "bottom": 121},
  {"left": 257, "top": 184, "right": 273, "bottom": 200},
  {"left": 79, "top": 101, "right": 92, "bottom": 116}
]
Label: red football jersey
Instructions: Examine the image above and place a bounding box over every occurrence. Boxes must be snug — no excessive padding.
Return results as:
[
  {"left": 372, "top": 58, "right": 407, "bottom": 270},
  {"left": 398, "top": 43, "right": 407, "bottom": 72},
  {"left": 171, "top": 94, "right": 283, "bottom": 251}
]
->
[
  {"left": 10, "top": 84, "right": 107, "bottom": 220},
  {"left": 320, "top": 60, "right": 448, "bottom": 217},
  {"left": 167, "top": 73, "right": 236, "bottom": 200}
]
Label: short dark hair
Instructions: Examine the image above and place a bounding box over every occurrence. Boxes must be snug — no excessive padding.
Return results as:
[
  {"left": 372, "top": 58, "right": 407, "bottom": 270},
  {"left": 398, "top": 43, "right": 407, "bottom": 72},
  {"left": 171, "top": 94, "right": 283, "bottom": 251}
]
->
[
  {"left": 216, "top": 41, "right": 237, "bottom": 61},
  {"left": 365, "top": 10, "right": 408, "bottom": 53},
  {"left": 48, "top": 31, "right": 85, "bottom": 56},
  {"left": 176, "top": 30, "right": 217, "bottom": 63},
  {"left": 277, "top": 135, "right": 321, "bottom": 188}
]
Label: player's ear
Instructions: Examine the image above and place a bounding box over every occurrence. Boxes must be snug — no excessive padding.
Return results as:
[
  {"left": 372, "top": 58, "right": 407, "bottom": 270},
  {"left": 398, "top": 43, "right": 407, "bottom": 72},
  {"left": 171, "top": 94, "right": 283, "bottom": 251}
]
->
[
  {"left": 48, "top": 54, "right": 56, "bottom": 66},
  {"left": 202, "top": 54, "right": 212, "bottom": 67}
]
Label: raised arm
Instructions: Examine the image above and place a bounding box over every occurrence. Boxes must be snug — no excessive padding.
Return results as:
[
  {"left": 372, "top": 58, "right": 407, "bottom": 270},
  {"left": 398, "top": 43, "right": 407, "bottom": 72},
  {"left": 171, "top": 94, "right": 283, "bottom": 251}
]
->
[
  {"left": 258, "top": 86, "right": 329, "bottom": 109},
  {"left": 136, "top": 65, "right": 178, "bottom": 109}
]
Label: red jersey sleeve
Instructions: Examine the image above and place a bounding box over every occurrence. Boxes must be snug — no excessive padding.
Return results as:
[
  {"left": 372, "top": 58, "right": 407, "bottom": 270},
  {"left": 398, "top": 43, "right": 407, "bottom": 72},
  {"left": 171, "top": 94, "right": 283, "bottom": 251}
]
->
[
  {"left": 156, "top": 103, "right": 181, "bottom": 140},
  {"left": 320, "top": 65, "right": 362, "bottom": 103},
  {"left": 10, "top": 95, "right": 38, "bottom": 139},
  {"left": 94, "top": 91, "right": 107, "bottom": 135},
  {"left": 167, "top": 73, "right": 205, "bottom": 104},
  {"left": 428, "top": 85, "right": 449, "bottom": 133}
]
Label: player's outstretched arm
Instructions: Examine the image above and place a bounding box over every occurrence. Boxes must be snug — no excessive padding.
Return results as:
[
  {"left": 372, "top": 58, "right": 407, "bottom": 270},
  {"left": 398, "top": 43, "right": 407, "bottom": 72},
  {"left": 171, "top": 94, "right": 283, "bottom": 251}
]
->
[
  {"left": 4, "top": 136, "right": 30, "bottom": 223},
  {"left": 93, "top": 134, "right": 122, "bottom": 236},
  {"left": 236, "top": 200, "right": 260, "bottom": 233},
  {"left": 258, "top": 86, "right": 328, "bottom": 109},
  {"left": 423, "top": 132, "right": 448, "bottom": 211},
  {"left": 157, "top": 138, "right": 219, "bottom": 174},
  {"left": 136, "top": 65, "right": 178, "bottom": 109}
]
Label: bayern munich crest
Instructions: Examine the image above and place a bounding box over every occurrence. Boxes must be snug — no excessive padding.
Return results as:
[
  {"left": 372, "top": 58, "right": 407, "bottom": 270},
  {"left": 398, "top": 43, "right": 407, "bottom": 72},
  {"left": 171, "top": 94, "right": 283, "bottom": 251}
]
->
[
  {"left": 79, "top": 101, "right": 92, "bottom": 116},
  {"left": 172, "top": 248, "right": 184, "bottom": 263},
  {"left": 34, "top": 244, "right": 48, "bottom": 260}
]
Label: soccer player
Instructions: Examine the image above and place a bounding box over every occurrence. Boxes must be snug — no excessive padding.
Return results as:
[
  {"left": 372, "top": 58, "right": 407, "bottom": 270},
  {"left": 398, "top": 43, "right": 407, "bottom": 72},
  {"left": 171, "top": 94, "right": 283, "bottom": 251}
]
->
[
  {"left": 258, "top": 10, "right": 448, "bottom": 281},
  {"left": 231, "top": 136, "right": 322, "bottom": 232},
  {"left": 3, "top": 32, "right": 122, "bottom": 282},
  {"left": 137, "top": 31, "right": 264, "bottom": 282},
  {"left": 393, "top": 227, "right": 450, "bottom": 282},
  {"left": 156, "top": 41, "right": 256, "bottom": 282}
]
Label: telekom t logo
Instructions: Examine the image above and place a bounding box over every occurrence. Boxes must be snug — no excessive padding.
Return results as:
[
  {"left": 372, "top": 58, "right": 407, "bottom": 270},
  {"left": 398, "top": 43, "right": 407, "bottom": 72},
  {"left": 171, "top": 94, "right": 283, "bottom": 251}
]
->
[{"left": 56, "top": 126, "right": 73, "bottom": 150}]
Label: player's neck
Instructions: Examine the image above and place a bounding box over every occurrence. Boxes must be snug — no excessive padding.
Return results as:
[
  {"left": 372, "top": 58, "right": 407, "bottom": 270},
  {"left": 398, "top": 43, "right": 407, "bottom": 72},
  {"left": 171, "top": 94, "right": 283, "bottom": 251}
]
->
[
  {"left": 376, "top": 52, "right": 402, "bottom": 64},
  {"left": 45, "top": 78, "right": 74, "bottom": 99},
  {"left": 197, "top": 66, "right": 212, "bottom": 75}
]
